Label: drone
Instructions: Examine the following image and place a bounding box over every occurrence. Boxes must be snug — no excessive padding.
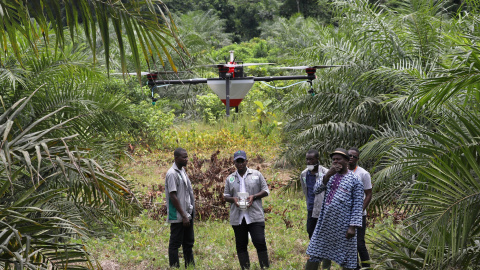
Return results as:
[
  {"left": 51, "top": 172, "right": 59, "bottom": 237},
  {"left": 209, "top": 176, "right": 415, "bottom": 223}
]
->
[{"left": 144, "top": 51, "right": 344, "bottom": 116}]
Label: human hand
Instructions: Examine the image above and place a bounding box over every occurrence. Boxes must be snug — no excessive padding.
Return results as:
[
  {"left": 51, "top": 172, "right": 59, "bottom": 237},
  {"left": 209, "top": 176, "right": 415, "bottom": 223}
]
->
[
  {"left": 246, "top": 195, "right": 254, "bottom": 207},
  {"left": 326, "top": 165, "right": 339, "bottom": 177},
  {"left": 233, "top": 197, "right": 240, "bottom": 207},
  {"left": 346, "top": 226, "right": 356, "bottom": 239},
  {"left": 182, "top": 215, "right": 190, "bottom": 227}
]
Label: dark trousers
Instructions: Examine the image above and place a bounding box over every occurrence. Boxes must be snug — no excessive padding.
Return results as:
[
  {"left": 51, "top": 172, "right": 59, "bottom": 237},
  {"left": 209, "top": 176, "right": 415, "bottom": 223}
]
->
[
  {"left": 169, "top": 219, "right": 195, "bottom": 268},
  {"left": 306, "top": 210, "right": 318, "bottom": 239},
  {"left": 357, "top": 215, "right": 370, "bottom": 269},
  {"left": 232, "top": 218, "right": 268, "bottom": 254}
]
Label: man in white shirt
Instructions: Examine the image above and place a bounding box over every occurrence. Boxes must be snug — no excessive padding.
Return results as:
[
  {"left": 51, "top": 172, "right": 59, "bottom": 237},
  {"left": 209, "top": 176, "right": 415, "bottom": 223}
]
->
[{"left": 348, "top": 147, "right": 372, "bottom": 270}]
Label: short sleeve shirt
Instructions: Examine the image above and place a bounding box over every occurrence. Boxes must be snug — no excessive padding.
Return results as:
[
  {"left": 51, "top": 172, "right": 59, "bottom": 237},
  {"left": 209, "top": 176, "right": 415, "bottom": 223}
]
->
[
  {"left": 165, "top": 163, "right": 194, "bottom": 223},
  {"left": 351, "top": 166, "right": 372, "bottom": 216},
  {"left": 224, "top": 168, "right": 269, "bottom": 225}
]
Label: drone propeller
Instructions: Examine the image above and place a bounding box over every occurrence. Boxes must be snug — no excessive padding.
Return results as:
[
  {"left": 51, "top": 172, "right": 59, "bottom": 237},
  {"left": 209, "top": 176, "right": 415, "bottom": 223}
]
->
[
  {"left": 238, "top": 63, "right": 275, "bottom": 67},
  {"left": 276, "top": 65, "right": 347, "bottom": 70},
  {"left": 111, "top": 71, "right": 190, "bottom": 76},
  {"left": 111, "top": 72, "right": 152, "bottom": 76},
  {"left": 200, "top": 63, "right": 275, "bottom": 68}
]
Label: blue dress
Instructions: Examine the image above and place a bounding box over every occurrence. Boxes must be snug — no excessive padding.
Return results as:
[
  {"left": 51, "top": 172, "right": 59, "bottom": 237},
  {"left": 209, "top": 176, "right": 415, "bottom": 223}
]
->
[{"left": 306, "top": 171, "right": 364, "bottom": 269}]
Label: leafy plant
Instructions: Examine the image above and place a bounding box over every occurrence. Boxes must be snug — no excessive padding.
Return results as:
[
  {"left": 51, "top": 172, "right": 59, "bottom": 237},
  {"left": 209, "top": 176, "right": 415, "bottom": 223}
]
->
[
  {"left": 251, "top": 100, "right": 281, "bottom": 137},
  {"left": 196, "top": 93, "right": 226, "bottom": 124},
  {"left": 0, "top": 0, "right": 187, "bottom": 77},
  {"left": 0, "top": 89, "right": 141, "bottom": 269}
]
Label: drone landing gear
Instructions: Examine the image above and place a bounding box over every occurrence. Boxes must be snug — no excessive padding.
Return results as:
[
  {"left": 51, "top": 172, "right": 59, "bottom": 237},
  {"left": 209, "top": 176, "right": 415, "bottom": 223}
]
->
[{"left": 307, "top": 80, "right": 315, "bottom": 96}]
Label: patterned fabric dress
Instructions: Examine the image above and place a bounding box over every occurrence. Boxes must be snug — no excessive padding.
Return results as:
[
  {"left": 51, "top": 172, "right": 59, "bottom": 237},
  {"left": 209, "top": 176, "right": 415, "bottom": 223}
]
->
[{"left": 306, "top": 171, "right": 364, "bottom": 269}]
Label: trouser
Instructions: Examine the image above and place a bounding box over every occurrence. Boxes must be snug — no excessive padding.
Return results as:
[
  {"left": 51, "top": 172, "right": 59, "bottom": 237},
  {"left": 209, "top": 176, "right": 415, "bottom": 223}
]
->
[
  {"left": 307, "top": 210, "right": 318, "bottom": 239},
  {"left": 168, "top": 219, "right": 195, "bottom": 268},
  {"left": 232, "top": 218, "right": 268, "bottom": 253},
  {"left": 357, "top": 215, "right": 370, "bottom": 269},
  {"left": 233, "top": 218, "right": 269, "bottom": 269}
]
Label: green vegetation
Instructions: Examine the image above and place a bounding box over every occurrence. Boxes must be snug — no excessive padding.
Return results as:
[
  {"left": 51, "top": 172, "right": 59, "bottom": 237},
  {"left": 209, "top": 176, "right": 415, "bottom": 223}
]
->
[
  {"left": 2, "top": 0, "right": 480, "bottom": 269},
  {"left": 84, "top": 193, "right": 313, "bottom": 270}
]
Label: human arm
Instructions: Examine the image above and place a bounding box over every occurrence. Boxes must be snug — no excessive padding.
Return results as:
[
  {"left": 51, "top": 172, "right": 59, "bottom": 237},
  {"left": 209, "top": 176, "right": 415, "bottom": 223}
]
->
[
  {"left": 247, "top": 190, "right": 268, "bottom": 206},
  {"left": 169, "top": 191, "right": 190, "bottom": 227},
  {"left": 362, "top": 171, "right": 373, "bottom": 212},
  {"left": 224, "top": 195, "right": 240, "bottom": 207},
  {"left": 247, "top": 173, "right": 269, "bottom": 206},
  {"left": 363, "top": 189, "right": 372, "bottom": 212},
  {"left": 314, "top": 174, "right": 327, "bottom": 194},
  {"left": 322, "top": 164, "right": 341, "bottom": 185},
  {"left": 299, "top": 172, "right": 308, "bottom": 197}
]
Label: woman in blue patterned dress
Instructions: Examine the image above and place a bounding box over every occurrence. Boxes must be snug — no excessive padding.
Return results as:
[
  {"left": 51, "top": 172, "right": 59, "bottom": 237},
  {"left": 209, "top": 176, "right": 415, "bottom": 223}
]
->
[{"left": 305, "top": 148, "right": 364, "bottom": 270}]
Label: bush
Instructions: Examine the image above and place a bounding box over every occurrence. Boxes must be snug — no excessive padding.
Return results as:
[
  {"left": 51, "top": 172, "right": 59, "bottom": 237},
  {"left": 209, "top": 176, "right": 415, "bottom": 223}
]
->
[
  {"left": 125, "top": 100, "right": 176, "bottom": 148},
  {"left": 196, "top": 93, "right": 225, "bottom": 124}
]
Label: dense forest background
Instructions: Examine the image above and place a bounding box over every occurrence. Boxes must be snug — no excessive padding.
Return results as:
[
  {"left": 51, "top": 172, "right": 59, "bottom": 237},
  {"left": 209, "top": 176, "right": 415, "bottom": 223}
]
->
[{"left": 2, "top": 0, "right": 480, "bottom": 269}]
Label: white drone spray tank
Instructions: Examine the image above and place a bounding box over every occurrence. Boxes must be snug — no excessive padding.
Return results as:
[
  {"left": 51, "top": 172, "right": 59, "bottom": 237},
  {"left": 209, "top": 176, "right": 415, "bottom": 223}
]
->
[{"left": 206, "top": 51, "right": 254, "bottom": 107}]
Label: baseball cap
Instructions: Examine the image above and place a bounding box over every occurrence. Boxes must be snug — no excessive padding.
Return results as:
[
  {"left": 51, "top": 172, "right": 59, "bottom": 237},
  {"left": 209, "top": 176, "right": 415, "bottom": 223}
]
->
[{"left": 233, "top": 150, "right": 247, "bottom": 160}]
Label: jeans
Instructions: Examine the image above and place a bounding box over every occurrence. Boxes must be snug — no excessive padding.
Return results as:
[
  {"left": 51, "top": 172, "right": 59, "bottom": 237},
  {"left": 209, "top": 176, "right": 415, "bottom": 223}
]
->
[
  {"left": 357, "top": 215, "right": 370, "bottom": 269},
  {"left": 168, "top": 219, "right": 195, "bottom": 268},
  {"left": 307, "top": 210, "right": 318, "bottom": 239},
  {"left": 232, "top": 218, "right": 267, "bottom": 253}
]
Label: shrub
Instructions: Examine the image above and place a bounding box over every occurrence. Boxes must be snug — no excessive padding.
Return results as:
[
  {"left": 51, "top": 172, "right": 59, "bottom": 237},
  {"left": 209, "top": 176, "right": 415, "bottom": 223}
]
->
[{"left": 196, "top": 93, "right": 225, "bottom": 124}]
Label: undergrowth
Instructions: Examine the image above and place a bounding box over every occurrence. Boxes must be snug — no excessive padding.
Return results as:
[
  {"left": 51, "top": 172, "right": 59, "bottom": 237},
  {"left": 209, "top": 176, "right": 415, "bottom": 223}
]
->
[{"left": 82, "top": 119, "right": 399, "bottom": 269}]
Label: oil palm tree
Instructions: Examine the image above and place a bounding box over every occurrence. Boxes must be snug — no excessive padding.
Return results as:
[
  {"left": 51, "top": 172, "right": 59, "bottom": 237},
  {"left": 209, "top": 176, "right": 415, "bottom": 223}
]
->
[
  {"left": 0, "top": 0, "right": 187, "bottom": 77},
  {"left": 275, "top": 1, "right": 480, "bottom": 267},
  {"left": 0, "top": 88, "right": 140, "bottom": 269},
  {"left": 360, "top": 10, "right": 480, "bottom": 269},
  {"left": 366, "top": 107, "right": 480, "bottom": 269},
  {"left": 0, "top": 2, "right": 165, "bottom": 267}
]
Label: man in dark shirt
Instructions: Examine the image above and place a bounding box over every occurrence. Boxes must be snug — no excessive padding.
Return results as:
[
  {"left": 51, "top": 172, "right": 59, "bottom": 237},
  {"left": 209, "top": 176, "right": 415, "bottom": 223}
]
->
[
  {"left": 300, "top": 150, "right": 331, "bottom": 269},
  {"left": 300, "top": 149, "right": 329, "bottom": 239}
]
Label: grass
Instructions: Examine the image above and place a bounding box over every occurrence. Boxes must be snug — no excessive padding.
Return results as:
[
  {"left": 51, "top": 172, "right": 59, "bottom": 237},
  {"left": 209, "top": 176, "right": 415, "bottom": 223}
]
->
[
  {"left": 83, "top": 192, "right": 319, "bottom": 270},
  {"left": 83, "top": 119, "right": 397, "bottom": 269}
]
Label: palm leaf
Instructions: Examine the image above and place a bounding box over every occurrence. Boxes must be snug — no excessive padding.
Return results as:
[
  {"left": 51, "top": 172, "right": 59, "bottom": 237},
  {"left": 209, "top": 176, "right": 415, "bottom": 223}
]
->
[{"left": 0, "top": 0, "right": 187, "bottom": 78}]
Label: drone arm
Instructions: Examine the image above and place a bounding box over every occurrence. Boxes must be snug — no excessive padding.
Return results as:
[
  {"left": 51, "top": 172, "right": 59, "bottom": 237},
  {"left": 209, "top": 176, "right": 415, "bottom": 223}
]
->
[
  {"left": 147, "top": 78, "right": 208, "bottom": 86},
  {"left": 253, "top": 75, "right": 316, "bottom": 82}
]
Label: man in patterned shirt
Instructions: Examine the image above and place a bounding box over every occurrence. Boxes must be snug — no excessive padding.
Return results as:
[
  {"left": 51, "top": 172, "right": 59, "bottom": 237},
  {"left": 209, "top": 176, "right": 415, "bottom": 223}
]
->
[{"left": 305, "top": 148, "right": 364, "bottom": 270}]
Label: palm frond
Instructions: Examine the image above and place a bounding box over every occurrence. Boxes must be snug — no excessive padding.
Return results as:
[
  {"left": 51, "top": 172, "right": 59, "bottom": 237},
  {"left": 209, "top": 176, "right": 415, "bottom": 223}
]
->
[
  {"left": 0, "top": 0, "right": 187, "bottom": 77},
  {"left": 0, "top": 86, "right": 141, "bottom": 268}
]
